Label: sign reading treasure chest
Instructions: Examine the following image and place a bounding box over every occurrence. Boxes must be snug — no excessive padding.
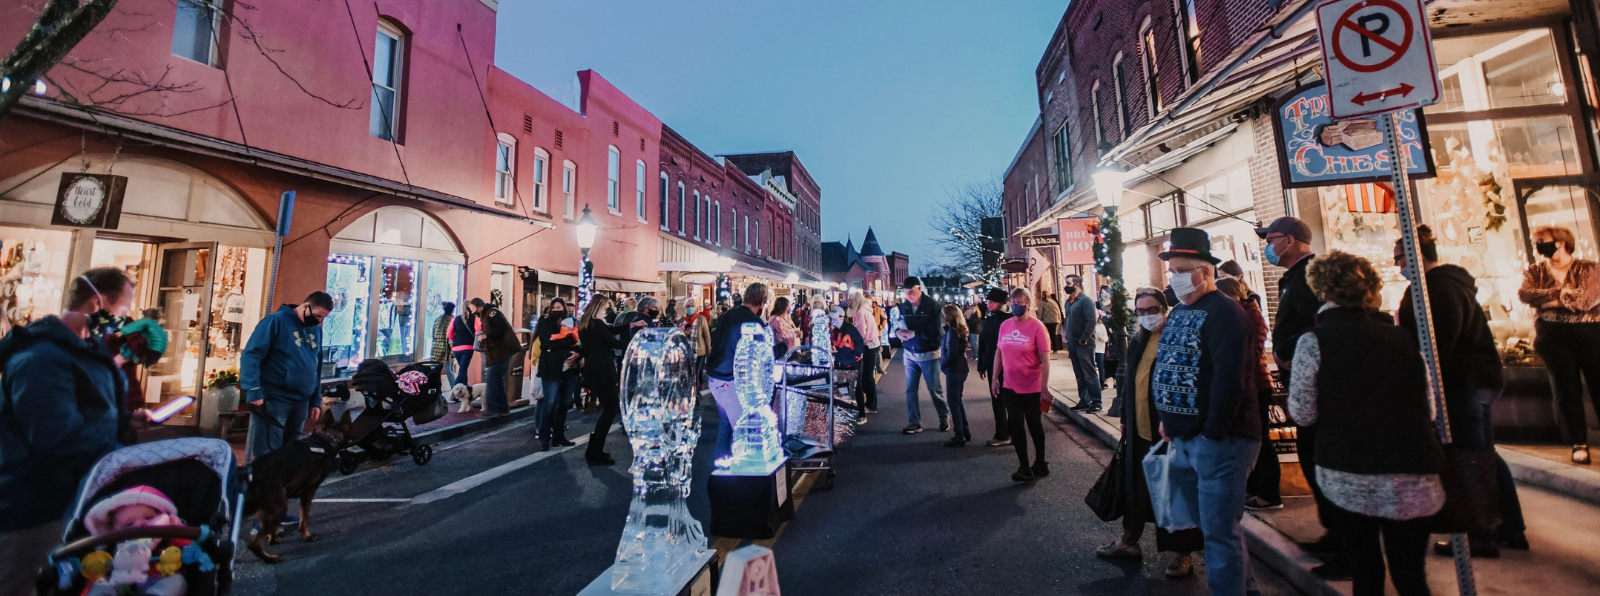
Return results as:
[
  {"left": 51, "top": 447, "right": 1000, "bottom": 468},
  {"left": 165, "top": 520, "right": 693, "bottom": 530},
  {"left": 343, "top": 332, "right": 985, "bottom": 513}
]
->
[{"left": 1270, "top": 82, "right": 1435, "bottom": 188}]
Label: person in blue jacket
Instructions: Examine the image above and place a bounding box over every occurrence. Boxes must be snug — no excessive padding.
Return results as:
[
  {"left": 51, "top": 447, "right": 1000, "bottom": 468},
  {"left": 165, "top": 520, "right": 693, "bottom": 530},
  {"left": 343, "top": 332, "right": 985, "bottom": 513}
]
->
[
  {"left": 0, "top": 268, "right": 134, "bottom": 594},
  {"left": 241, "top": 292, "right": 332, "bottom": 458}
]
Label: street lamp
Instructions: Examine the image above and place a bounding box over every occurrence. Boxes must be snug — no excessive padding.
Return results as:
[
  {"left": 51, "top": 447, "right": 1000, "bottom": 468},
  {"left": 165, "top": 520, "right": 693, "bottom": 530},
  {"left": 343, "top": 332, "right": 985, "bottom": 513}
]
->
[
  {"left": 576, "top": 204, "right": 598, "bottom": 312},
  {"left": 1093, "top": 166, "right": 1127, "bottom": 216}
]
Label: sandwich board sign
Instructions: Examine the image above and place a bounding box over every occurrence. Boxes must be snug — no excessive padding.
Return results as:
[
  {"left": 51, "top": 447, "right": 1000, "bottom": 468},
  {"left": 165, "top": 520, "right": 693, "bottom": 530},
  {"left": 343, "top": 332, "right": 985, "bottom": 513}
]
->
[{"left": 1315, "top": 0, "right": 1441, "bottom": 119}]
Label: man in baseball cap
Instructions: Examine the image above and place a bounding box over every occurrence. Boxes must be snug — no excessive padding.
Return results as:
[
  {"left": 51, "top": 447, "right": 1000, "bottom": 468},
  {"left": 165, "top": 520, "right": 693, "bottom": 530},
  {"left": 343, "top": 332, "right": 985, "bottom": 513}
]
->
[{"left": 978, "top": 288, "right": 1013, "bottom": 446}]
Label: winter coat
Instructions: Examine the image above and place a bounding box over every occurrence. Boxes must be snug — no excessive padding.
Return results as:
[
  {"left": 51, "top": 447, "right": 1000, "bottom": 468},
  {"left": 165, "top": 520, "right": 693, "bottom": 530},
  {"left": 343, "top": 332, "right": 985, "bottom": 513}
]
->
[
  {"left": 478, "top": 306, "right": 519, "bottom": 367},
  {"left": 579, "top": 318, "right": 627, "bottom": 387},
  {"left": 896, "top": 297, "right": 943, "bottom": 354},
  {"left": 429, "top": 314, "right": 452, "bottom": 362},
  {"left": 1399, "top": 264, "right": 1504, "bottom": 401},
  {"left": 1063, "top": 292, "right": 1096, "bottom": 344},
  {"left": 0, "top": 316, "right": 126, "bottom": 532},
  {"left": 977, "top": 310, "right": 1012, "bottom": 377},
  {"left": 535, "top": 315, "right": 580, "bottom": 379},
  {"left": 940, "top": 328, "right": 970, "bottom": 374},
  {"left": 1272, "top": 255, "right": 1321, "bottom": 365},
  {"left": 706, "top": 306, "right": 766, "bottom": 381},
  {"left": 240, "top": 304, "right": 323, "bottom": 404}
]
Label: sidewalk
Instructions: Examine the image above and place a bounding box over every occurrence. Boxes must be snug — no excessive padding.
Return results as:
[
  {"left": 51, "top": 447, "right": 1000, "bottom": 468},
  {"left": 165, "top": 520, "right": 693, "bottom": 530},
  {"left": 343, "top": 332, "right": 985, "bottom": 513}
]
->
[{"left": 1043, "top": 352, "right": 1600, "bottom": 596}]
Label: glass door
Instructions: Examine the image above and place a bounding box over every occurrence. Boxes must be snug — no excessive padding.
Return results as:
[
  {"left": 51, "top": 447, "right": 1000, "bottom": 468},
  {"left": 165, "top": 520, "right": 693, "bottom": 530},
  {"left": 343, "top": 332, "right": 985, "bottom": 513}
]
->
[{"left": 147, "top": 242, "right": 216, "bottom": 427}]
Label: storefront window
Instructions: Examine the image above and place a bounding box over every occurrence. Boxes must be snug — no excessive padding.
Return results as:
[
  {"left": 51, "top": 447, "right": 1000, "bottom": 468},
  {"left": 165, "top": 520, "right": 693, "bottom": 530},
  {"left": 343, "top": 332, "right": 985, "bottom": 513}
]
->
[
  {"left": 376, "top": 257, "right": 418, "bottom": 362},
  {"left": 0, "top": 226, "right": 72, "bottom": 331},
  {"left": 422, "top": 262, "right": 462, "bottom": 358},
  {"left": 1432, "top": 30, "right": 1566, "bottom": 113},
  {"left": 323, "top": 253, "right": 371, "bottom": 378},
  {"left": 204, "top": 246, "right": 265, "bottom": 383}
]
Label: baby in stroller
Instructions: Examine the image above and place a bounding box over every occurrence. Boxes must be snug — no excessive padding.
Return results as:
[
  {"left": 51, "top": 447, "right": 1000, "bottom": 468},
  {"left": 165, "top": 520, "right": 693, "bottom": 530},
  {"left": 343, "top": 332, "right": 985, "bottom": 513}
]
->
[{"left": 79, "top": 486, "right": 189, "bottom": 596}]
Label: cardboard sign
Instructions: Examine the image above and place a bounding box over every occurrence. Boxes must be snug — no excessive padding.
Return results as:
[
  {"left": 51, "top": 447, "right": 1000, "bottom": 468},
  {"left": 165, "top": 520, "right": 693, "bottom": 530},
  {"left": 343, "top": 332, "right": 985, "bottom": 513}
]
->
[{"left": 51, "top": 173, "right": 126, "bottom": 229}]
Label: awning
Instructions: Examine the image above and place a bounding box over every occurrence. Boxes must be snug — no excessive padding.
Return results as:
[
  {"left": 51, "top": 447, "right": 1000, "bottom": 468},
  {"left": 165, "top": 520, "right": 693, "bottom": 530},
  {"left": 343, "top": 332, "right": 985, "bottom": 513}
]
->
[
  {"left": 534, "top": 269, "right": 580, "bottom": 287},
  {"left": 595, "top": 277, "right": 667, "bottom": 294}
]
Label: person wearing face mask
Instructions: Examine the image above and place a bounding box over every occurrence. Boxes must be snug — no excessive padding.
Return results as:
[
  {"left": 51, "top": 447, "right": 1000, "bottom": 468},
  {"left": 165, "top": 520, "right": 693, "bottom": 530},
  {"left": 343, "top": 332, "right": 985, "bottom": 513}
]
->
[
  {"left": 240, "top": 291, "right": 332, "bottom": 459},
  {"left": 991, "top": 288, "right": 1052, "bottom": 480},
  {"left": 1062, "top": 274, "right": 1102, "bottom": 413},
  {"left": 534, "top": 299, "right": 580, "bottom": 452},
  {"left": 1256, "top": 216, "right": 1346, "bottom": 574},
  {"left": 1096, "top": 287, "right": 1204, "bottom": 578},
  {"left": 896, "top": 277, "right": 949, "bottom": 434},
  {"left": 830, "top": 305, "right": 866, "bottom": 376},
  {"left": 977, "top": 288, "right": 1013, "bottom": 446},
  {"left": 1518, "top": 225, "right": 1600, "bottom": 465},
  {"left": 1152, "top": 228, "right": 1263, "bottom": 596},
  {"left": 0, "top": 268, "right": 136, "bottom": 593}
]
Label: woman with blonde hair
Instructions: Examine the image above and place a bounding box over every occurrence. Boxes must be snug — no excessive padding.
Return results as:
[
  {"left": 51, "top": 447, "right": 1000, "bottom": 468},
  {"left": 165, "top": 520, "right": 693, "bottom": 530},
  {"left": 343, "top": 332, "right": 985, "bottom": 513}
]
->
[
  {"left": 848, "top": 291, "right": 880, "bottom": 418},
  {"left": 578, "top": 294, "right": 627, "bottom": 465}
]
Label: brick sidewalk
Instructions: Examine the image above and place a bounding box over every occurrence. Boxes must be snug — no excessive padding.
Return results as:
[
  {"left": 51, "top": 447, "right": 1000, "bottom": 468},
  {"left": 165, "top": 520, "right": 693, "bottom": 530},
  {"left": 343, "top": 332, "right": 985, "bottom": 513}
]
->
[{"left": 1044, "top": 352, "right": 1600, "bottom": 596}]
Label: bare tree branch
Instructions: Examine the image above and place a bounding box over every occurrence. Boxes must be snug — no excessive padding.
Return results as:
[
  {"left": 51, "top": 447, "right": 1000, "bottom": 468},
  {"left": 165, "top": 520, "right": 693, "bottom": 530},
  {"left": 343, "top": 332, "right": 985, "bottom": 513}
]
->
[
  {"left": 925, "top": 176, "right": 1004, "bottom": 287},
  {"left": 0, "top": 0, "right": 120, "bottom": 122}
]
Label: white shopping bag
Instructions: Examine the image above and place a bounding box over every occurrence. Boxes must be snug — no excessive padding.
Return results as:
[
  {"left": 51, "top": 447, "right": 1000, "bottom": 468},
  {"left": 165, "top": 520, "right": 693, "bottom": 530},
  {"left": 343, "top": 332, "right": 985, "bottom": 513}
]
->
[{"left": 1142, "top": 439, "right": 1199, "bottom": 531}]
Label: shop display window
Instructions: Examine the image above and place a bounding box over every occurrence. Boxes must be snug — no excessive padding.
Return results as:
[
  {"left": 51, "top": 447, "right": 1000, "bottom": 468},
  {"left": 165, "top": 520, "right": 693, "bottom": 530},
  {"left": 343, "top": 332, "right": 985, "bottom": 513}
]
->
[
  {"left": 323, "top": 253, "right": 371, "bottom": 378},
  {"left": 0, "top": 226, "right": 73, "bottom": 333},
  {"left": 422, "top": 262, "right": 462, "bottom": 358},
  {"left": 204, "top": 246, "right": 265, "bottom": 384},
  {"left": 375, "top": 258, "right": 418, "bottom": 362},
  {"left": 1432, "top": 30, "right": 1566, "bottom": 113}
]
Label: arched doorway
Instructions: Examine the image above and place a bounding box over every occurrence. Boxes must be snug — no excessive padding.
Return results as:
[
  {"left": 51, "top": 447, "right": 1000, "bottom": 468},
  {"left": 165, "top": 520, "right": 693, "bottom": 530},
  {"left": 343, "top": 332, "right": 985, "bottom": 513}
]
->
[{"left": 322, "top": 206, "right": 465, "bottom": 379}]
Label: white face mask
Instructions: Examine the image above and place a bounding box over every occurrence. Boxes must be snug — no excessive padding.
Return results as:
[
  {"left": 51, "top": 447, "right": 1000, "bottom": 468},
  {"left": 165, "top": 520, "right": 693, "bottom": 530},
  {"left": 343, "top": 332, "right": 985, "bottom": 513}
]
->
[
  {"left": 1138, "top": 314, "right": 1165, "bottom": 331},
  {"left": 1167, "top": 270, "right": 1198, "bottom": 298}
]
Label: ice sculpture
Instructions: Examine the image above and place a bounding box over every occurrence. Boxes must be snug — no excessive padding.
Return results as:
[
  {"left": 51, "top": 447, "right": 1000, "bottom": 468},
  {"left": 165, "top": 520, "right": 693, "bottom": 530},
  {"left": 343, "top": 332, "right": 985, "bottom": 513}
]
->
[
  {"left": 730, "top": 322, "right": 783, "bottom": 475},
  {"left": 888, "top": 301, "right": 905, "bottom": 334},
  {"left": 809, "top": 307, "right": 831, "bottom": 360},
  {"left": 610, "top": 327, "right": 708, "bottom": 593}
]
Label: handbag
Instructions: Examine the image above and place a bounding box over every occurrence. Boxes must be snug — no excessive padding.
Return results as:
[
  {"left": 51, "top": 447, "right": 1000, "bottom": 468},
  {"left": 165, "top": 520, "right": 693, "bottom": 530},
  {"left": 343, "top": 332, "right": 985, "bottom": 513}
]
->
[
  {"left": 1085, "top": 437, "right": 1128, "bottom": 521},
  {"left": 413, "top": 392, "right": 448, "bottom": 425},
  {"left": 1142, "top": 439, "right": 1199, "bottom": 531},
  {"left": 1428, "top": 444, "right": 1501, "bottom": 533}
]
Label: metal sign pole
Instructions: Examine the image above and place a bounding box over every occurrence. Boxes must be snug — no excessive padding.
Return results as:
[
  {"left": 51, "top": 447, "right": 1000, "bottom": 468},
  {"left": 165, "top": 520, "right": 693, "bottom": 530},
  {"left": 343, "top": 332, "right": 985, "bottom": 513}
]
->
[
  {"left": 1383, "top": 113, "right": 1475, "bottom": 596},
  {"left": 264, "top": 191, "right": 295, "bottom": 310}
]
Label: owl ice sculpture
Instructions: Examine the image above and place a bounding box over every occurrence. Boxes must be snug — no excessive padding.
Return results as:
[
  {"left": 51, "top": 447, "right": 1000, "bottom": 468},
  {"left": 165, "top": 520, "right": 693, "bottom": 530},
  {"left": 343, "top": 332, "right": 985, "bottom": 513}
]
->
[
  {"left": 730, "top": 322, "right": 784, "bottom": 475},
  {"left": 610, "top": 327, "right": 708, "bottom": 592}
]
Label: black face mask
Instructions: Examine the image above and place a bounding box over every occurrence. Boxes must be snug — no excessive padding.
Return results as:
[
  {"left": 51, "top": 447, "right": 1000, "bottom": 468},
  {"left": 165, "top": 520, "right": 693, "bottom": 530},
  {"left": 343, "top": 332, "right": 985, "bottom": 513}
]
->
[
  {"left": 646, "top": 308, "right": 660, "bottom": 319},
  {"left": 303, "top": 314, "right": 323, "bottom": 326},
  {"left": 550, "top": 309, "right": 566, "bottom": 319},
  {"left": 88, "top": 310, "right": 125, "bottom": 341},
  {"left": 1536, "top": 241, "right": 1560, "bottom": 258}
]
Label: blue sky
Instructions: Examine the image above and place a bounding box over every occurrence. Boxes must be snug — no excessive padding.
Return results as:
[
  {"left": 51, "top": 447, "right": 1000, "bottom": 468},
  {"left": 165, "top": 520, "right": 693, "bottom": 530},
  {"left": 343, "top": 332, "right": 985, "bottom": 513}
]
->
[{"left": 494, "top": 1, "right": 1065, "bottom": 267}]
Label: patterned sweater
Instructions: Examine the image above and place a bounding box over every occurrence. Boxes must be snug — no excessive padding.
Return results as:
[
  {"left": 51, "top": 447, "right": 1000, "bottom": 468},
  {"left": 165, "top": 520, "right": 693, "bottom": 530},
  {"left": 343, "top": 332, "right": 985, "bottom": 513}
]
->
[{"left": 1518, "top": 259, "right": 1600, "bottom": 323}]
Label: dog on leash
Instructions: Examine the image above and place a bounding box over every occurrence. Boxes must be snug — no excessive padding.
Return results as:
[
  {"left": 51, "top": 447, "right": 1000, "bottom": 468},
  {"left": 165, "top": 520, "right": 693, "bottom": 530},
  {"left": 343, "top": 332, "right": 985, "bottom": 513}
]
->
[
  {"left": 450, "top": 383, "right": 487, "bottom": 413},
  {"left": 243, "top": 408, "right": 352, "bottom": 563}
]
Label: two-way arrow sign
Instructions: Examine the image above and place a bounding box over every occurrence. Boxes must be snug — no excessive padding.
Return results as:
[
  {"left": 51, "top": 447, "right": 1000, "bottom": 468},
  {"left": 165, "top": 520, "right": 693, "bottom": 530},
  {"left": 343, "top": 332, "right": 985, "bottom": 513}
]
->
[{"left": 1351, "top": 83, "right": 1415, "bottom": 106}]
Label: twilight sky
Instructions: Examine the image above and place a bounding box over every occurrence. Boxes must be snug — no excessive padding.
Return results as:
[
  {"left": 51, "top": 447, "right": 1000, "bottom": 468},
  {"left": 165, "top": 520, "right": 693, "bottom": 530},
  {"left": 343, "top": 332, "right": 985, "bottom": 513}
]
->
[{"left": 494, "top": 0, "right": 1064, "bottom": 267}]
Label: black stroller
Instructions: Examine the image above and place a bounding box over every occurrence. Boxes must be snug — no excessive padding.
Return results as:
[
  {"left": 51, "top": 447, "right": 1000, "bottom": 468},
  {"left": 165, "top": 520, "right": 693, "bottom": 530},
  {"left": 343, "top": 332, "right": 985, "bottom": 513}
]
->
[
  {"left": 37, "top": 438, "right": 244, "bottom": 596},
  {"left": 334, "top": 360, "right": 447, "bottom": 475}
]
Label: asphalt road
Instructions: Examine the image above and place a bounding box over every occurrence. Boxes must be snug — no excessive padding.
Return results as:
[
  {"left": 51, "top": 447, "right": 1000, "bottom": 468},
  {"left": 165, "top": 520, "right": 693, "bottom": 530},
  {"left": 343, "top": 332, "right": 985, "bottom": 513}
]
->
[{"left": 232, "top": 350, "right": 1302, "bottom": 595}]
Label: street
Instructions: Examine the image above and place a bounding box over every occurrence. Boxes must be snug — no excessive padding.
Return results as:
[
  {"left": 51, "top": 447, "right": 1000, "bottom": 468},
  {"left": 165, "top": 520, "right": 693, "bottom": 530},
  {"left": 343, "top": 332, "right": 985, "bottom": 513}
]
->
[{"left": 233, "top": 352, "right": 1301, "bottom": 595}]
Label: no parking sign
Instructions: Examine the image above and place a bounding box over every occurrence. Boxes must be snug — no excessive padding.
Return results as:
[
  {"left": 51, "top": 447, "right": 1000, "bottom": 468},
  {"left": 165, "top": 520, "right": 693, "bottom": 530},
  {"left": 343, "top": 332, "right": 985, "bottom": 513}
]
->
[{"left": 1315, "top": 0, "right": 1440, "bottom": 119}]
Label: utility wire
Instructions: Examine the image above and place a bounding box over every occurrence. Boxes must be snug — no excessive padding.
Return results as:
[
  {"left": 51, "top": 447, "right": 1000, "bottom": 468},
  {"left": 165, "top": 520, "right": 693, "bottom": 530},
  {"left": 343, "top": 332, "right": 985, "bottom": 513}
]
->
[
  {"left": 340, "top": 0, "right": 414, "bottom": 191},
  {"left": 456, "top": 23, "right": 532, "bottom": 220}
]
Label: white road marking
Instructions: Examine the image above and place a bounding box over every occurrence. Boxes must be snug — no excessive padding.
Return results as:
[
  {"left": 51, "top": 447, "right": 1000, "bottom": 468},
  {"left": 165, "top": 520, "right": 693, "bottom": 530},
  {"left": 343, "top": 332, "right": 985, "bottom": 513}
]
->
[
  {"left": 314, "top": 498, "right": 411, "bottom": 503},
  {"left": 404, "top": 432, "right": 603, "bottom": 507},
  {"left": 321, "top": 417, "right": 541, "bottom": 486}
]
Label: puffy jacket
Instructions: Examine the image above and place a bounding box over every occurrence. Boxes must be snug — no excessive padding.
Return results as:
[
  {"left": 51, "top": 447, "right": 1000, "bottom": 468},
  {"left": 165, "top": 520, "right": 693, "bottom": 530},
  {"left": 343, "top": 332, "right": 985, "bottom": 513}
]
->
[{"left": 896, "top": 297, "right": 943, "bottom": 354}]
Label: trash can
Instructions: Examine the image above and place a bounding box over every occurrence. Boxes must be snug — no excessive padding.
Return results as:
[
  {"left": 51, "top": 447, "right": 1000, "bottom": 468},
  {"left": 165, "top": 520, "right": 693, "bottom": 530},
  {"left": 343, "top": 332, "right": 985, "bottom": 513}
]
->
[{"left": 506, "top": 328, "right": 532, "bottom": 406}]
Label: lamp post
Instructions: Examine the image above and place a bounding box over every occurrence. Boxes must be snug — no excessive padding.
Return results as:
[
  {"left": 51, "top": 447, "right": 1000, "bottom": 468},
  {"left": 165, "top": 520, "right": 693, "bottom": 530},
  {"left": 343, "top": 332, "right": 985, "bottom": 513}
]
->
[
  {"left": 1092, "top": 165, "right": 1131, "bottom": 414},
  {"left": 576, "top": 204, "right": 598, "bottom": 312}
]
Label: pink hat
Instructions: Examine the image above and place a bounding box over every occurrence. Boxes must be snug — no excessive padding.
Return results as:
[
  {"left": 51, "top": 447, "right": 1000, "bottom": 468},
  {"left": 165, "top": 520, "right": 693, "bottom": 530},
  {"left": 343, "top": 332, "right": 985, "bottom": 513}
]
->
[{"left": 85, "top": 485, "right": 180, "bottom": 535}]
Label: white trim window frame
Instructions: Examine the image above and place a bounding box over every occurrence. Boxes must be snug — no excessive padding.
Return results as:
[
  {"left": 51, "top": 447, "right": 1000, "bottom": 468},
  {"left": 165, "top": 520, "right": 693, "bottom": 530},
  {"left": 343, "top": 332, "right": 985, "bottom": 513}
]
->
[
  {"left": 676, "top": 182, "right": 686, "bottom": 235},
  {"left": 1112, "top": 52, "right": 1131, "bottom": 138},
  {"left": 562, "top": 161, "right": 577, "bottom": 220},
  {"left": 531, "top": 148, "right": 549, "bottom": 213},
  {"left": 1140, "top": 17, "right": 1164, "bottom": 117},
  {"left": 703, "top": 196, "right": 711, "bottom": 241},
  {"left": 715, "top": 201, "right": 722, "bottom": 246},
  {"left": 1175, "top": 0, "right": 1203, "bottom": 86},
  {"left": 1091, "top": 79, "right": 1107, "bottom": 146},
  {"left": 494, "top": 133, "right": 515, "bottom": 206},
  {"left": 606, "top": 146, "right": 621, "bottom": 213},
  {"left": 732, "top": 207, "right": 738, "bottom": 248},
  {"left": 171, "top": 0, "right": 221, "bottom": 66},
  {"left": 659, "top": 173, "right": 670, "bottom": 230},
  {"left": 744, "top": 215, "right": 750, "bottom": 253},
  {"left": 635, "top": 160, "right": 647, "bottom": 222},
  {"left": 369, "top": 20, "right": 405, "bottom": 141},
  {"left": 692, "top": 191, "right": 702, "bottom": 240}
]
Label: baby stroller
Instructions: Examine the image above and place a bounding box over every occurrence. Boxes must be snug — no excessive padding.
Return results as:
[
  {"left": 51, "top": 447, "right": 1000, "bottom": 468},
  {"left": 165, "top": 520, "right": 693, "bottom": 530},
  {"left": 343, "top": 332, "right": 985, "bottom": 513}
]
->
[
  {"left": 37, "top": 438, "right": 244, "bottom": 596},
  {"left": 335, "top": 360, "right": 447, "bottom": 475}
]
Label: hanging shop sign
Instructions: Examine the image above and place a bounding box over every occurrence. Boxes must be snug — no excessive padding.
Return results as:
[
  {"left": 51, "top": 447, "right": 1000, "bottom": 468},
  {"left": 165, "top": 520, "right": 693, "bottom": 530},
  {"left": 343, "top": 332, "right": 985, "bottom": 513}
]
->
[
  {"left": 1057, "top": 217, "right": 1095, "bottom": 265},
  {"left": 1271, "top": 82, "right": 1435, "bottom": 188},
  {"left": 1021, "top": 233, "right": 1060, "bottom": 248},
  {"left": 1314, "top": 0, "right": 1440, "bottom": 119},
  {"left": 51, "top": 173, "right": 126, "bottom": 229}
]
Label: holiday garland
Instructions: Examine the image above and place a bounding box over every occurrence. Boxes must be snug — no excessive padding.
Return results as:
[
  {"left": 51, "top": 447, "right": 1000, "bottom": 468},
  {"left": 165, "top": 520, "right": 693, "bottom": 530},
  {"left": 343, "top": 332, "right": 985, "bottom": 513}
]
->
[{"left": 1086, "top": 211, "right": 1131, "bottom": 332}]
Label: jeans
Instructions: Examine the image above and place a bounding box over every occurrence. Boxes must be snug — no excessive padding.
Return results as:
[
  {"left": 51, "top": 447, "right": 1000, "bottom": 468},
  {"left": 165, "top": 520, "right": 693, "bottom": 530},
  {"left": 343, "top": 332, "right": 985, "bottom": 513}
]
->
[
  {"left": 945, "top": 369, "right": 970, "bottom": 439},
  {"left": 1067, "top": 342, "right": 1101, "bottom": 407},
  {"left": 1001, "top": 389, "right": 1046, "bottom": 468},
  {"left": 1533, "top": 319, "right": 1600, "bottom": 444},
  {"left": 709, "top": 378, "right": 739, "bottom": 462},
  {"left": 539, "top": 375, "right": 578, "bottom": 446},
  {"left": 903, "top": 354, "right": 948, "bottom": 427},
  {"left": 452, "top": 350, "right": 474, "bottom": 387},
  {"left": 482, "top": 359, "right": 511, "bottom": 415},
  {"left": 1095, "top": 352, "right": 1107, "bottom": 387},
  {"left": 249, "top": 398, "right": 310, "bottom": 458},
  {"left": 968, "top": 333, "right": 979, "bottom": 359},
  {"left": 1337, "top": 510, "right": 1431, "bottom": 596},
  {"left": 858, "top": 346, "right": 880, "bottom": 412},
  {"left": 1167, "top": 435, "right": 1261, "bottom": 596}
]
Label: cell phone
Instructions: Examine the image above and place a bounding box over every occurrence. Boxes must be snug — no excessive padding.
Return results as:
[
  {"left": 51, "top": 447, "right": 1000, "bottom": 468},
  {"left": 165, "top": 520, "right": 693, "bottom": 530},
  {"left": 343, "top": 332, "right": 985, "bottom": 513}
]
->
[{"left": 149, "top": 395, "right": 195, "bottom": 423}]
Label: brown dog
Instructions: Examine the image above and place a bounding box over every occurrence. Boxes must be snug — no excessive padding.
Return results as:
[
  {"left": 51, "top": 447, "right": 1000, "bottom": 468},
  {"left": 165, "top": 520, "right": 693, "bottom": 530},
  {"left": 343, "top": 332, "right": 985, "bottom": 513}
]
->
[{"left": 243, "top": 408, "right": 352, "bottom": 563}]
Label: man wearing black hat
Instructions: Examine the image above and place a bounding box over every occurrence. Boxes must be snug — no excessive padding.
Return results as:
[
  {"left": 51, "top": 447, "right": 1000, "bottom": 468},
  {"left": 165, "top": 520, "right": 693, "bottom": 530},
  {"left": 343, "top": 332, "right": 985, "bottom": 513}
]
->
[
  {"left": 977, "top": 287, "right": 1013, "bottom": 446},
  {"left": 1151, "top": 228, "right": 1263, "bottom": 596},
  {"left": 895, "top": 276, "right": 948, "bottom": 434},
  {"left": 1257, "top": 216, "right": 1347, "bottom": 576}
]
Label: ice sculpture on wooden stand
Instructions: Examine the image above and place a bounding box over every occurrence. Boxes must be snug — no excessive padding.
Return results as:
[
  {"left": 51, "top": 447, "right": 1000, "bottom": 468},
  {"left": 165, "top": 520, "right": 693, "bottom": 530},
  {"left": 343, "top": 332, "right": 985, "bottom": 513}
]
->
[
  {"left": 731, "top": 322, "right": 783, "bottom": 475},
  {"left": 581, "top": 327, "right": 712, "bottom": 595}
]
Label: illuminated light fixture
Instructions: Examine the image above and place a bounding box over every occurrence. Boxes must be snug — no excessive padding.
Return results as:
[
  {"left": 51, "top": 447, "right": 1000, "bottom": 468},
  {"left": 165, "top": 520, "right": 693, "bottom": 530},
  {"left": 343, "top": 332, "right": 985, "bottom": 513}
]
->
[
  {"left": 575, "top": 204, "right": 598, "bottom": 252},
  {"left": 1093, "top": 166, "right": 1128, "bottom": 212},
  {"left": 785, "top": 272, "right": 798, "bottom": 284}
]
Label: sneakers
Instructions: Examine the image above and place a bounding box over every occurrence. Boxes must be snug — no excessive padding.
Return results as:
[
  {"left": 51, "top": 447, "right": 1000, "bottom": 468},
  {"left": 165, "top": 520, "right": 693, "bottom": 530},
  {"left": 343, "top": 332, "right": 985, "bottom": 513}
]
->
[
  {"left": 903, "top": 424, "right": 923, "bottom": 435},
  {"left": 943, "top": 436, "right": 966, "bottom": 448},
  {"left": 938, "top": 418, "right": 950, "bottom": 432},
  {"left": 1010, "top": 467, "right": 1036, "bottom": 482},
  {"left": 1070, "top": 403, "right": 1101, "bottom": 413},
  {"left": 1244, "top": 496, "right": 1283, "bottom": 510},
  {"left": 1095, "top": 541, "right": 1142, "bottom": 559},
  {"left": 1031, "top": 461, "right": 1050, "bottom": 477},
  {"left": 1164, "top": 553, "right": 1194, "bottom": 578},
  {"left": 986, "top": 438, "right": 1012, "bottom": 447}
]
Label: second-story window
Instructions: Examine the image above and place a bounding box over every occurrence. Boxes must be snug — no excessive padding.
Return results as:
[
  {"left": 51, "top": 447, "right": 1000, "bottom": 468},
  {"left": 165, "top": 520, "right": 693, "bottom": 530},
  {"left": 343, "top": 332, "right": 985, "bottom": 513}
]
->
[
  {"left": 1092, "top": 80, "right": 1107, "bottom": 146},
  {"left": 659, "top": 173, "right": 670, "bottom": 230},
  {"left": 676, "top": 183, "right": 686, "bottom": 234},
  {"left": 531, "top": 149, "right": 549, "bottom": 212},
  {"left": 1113, "top": 53, "right": 1131, "bottom": 137},
  {"left": 172, "top": 0, "right": 220, "bottom": 66},
  {"left": 1176, "top": 0, "right": 1203, "bottom": 85},
  {"left": 703, "top": 196, "right": 711, "bottom": 239},
  {"left": 494, "top": 134, "right": 515, "bottom": 206},
  {"left": 606, "top": 146, "right": 620, "bottom": 212},
  {"left": 1142, "top": 21, "right": 1165, "bottom": 116},
  {"left": 635, "top": 160, "right": 647, "bottom": 221},
  {"left": 370, "top": 21, "right": 405, "bottom": 141},
  {"left": 1054, "top": 123, "right": 1072, "bottom": 193},
  {"left": 562, "top": 161, "right": 576, "bottom": 218},
  {"left": 692, "top": 191, "right": 701, "bottom": 240},
  {"left": 715, "top": 201, "right": 722, "bottom": 245}
]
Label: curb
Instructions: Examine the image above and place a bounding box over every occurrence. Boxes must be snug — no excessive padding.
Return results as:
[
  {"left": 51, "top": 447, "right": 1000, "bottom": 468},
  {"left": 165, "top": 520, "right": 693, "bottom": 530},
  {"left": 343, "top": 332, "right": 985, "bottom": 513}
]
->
[
  {"left": 413, "top": 404, "right": 540, "bottom": 446},
  {"left": 1497, "top": 445, "right": 1600, "bottom": 505},
  {"left": 1046, "top": 389, "right": 1346, "bottom": 596}
]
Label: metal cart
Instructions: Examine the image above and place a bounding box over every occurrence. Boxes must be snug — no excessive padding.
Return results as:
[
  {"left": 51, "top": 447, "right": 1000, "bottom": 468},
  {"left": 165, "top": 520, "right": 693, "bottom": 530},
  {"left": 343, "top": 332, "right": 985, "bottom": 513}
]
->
[{"left": 777, "top": 346, "right": 860, "bottom": 491}]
